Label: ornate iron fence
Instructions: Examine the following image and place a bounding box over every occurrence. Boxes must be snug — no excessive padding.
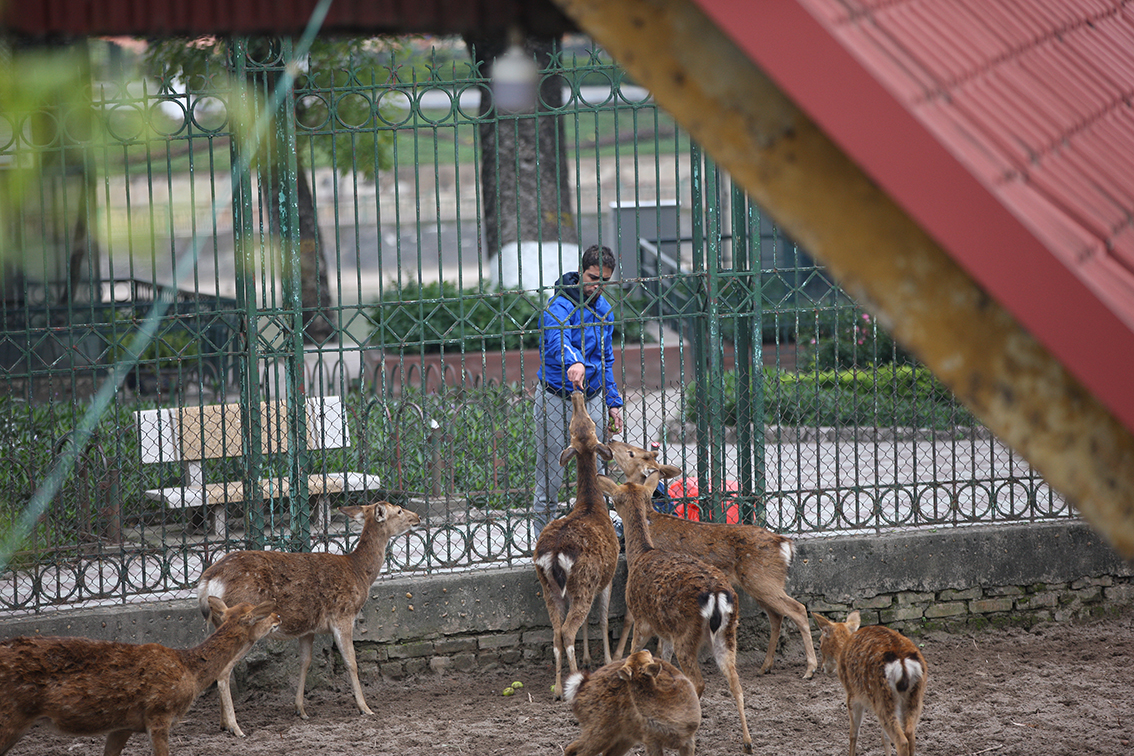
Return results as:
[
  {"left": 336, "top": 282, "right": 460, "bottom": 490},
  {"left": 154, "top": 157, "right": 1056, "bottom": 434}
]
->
[{"left": 0, "top": 36, "right": 1069, "bottom": 614}]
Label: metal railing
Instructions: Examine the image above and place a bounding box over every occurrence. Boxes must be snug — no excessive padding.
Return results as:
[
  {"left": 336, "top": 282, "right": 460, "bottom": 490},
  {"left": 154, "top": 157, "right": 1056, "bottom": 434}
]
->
[{"left": 0, "top": 37, "right": 1069, "bottom": 614}]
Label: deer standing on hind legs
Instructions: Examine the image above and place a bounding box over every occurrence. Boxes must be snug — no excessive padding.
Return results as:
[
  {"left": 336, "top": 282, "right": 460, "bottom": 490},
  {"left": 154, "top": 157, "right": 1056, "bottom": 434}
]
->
[
  {"left": 598, "top": 471, "right": 754, "bottom": 754},
  {"left": 813, "top": 610, "right": 928, "bottom": 756},
  {"left": 0, "top": 598, "right": 278, "bottom": 756},
  {"left": 608, "top": 439, "right": 818, "bottom": 679},
  {"left": 197, "top": 501, "right": 420, "bottom": 737},
  {"left": 534, "top": 390, "right": 621, "bottom": 699}
]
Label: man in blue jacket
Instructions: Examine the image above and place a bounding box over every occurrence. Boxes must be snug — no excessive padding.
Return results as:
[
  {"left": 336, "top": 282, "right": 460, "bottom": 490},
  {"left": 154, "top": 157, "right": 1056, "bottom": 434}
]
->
[{"left": 530, "top": 244, "right": 624, "bottom": 535}]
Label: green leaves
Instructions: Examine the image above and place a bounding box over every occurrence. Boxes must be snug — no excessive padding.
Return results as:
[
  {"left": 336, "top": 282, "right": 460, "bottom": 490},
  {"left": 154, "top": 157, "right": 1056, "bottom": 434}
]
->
[{"left": 366, "top": 281, "right": 541, "bottom": 353}]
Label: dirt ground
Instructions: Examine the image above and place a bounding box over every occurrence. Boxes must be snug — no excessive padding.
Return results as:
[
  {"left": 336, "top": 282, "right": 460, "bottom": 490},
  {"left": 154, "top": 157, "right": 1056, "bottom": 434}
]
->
[{"left": 10, "top": 608, "right": 1134, "bottom": 756}]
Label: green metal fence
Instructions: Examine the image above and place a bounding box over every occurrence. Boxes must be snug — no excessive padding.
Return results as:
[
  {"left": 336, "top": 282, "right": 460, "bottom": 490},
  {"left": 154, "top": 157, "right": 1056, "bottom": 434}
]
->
[{"left": 0, "top": 36, "right": 1070, "bottom": 613}]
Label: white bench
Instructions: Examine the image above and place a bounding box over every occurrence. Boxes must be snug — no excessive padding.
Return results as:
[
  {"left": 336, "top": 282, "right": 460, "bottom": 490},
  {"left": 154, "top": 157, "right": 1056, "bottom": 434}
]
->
[{"left": 135, "top": 396, "right": 382, "bottom": 536}]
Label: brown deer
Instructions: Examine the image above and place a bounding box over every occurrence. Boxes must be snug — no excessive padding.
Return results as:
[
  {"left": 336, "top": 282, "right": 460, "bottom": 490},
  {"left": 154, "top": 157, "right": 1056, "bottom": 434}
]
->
[
  {"left": 0, "top": 597, "right": 278, "bottom": 756},
  {"left": 197, "top": 501, "right": 420, "bottom": 736},
  {"left": 563, "top": 648, "right": 701, "bottom": 756},
  {"left": 813, "top": 610, "right": 928, "bottom": 756},
  {"left": 534, "top": 390, "right": 620, "bottom": 699},
  {"left": 608, "top": 439, "right": 817, "bottom": 679},
  {"left": 598, "top": 472, "right": 754, "bottom": 754}
]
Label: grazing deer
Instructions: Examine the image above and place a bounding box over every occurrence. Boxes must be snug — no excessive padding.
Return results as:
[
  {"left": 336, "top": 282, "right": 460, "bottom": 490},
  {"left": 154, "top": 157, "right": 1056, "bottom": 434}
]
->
[
  {"left": 0, "top": 597, "right": 278, "bottom": 756},
  {"left": 197, "top": 501, "right": 420, "bottom": 737},
  {"left": 813, "top": 610, "right": 928, "bottom": 756},
  {"left": 598, "top": 472, "right": 753, "bottom": 754},
  {"left": 608, "top": 439, "right": 817, "bottom": 679},
  {"left": 534, "top": 391, "right": 620, "bottom": 699},
  {"left": 563, "top": 648, "right": 701, "bottom": 756}
]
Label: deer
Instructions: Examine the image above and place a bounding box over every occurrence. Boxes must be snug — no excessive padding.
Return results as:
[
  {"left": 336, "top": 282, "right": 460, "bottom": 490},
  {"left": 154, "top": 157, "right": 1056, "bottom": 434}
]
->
[
  {"left": 597, "top": 472, "right": 754, "bottom": 754},
  {"left": 0, "top": 597, "right": 278, "bottom": 756},
  {"left": 812, "top": 610, "right": 928, "bottom": 756},
  {"left": 563, "top": 648, "right": 701, "bottom": 756},
  {"left": 197, "top": 501, "right": 420, "bottom": 737},
  {"left": 607, "top": 439, "right": 818, "bottom": 679},
  {"left": 534, "top": 390, "right": 621, "bottom": 699}
]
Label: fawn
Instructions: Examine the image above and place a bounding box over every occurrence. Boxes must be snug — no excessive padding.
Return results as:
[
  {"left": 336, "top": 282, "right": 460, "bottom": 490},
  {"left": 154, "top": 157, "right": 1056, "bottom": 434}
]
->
[
  {"left": 534, "top": 391, "right": 621, "bottom": 698},
  {"left": 607, "top": 438, "right": 817, "bottom": 678},
  {"left": 598, "top": 472, "right": 754, "bottom": 753},
  {"left": 0, "top": 597, "right": 278, "bottom": 756},
  {"left": 813, "top": 610, "right": 928, "bottom": 756},
  {"left": 564, "top": 648, "right": 701, "bottom": 756},
  {"left": 197, "top": 501, "right": 420, "bottom": 736}
]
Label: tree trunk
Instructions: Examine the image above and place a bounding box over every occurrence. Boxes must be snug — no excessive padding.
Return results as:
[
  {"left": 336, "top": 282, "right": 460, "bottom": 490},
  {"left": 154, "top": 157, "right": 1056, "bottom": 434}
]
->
[
  {"left": 260, "top": 56, "right": 336, "bottom": 346},
  {"left": 464, "top": 33, "right": 577, "bottom": 259},
  {"left": 295, "top": 166, "right": 335, "bottom": 344}
]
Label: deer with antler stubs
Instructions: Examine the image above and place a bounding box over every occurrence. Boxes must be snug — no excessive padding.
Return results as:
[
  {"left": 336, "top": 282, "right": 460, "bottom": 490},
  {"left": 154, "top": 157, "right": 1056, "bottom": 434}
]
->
[{"left": 608, "top": 439, "right": 817, "bottom": 679}]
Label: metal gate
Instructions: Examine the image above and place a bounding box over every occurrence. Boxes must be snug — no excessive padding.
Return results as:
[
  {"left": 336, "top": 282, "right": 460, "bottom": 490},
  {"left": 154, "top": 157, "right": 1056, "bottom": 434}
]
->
[{"left": 0, "top": 36, "right": 1068, "bottom": 613}]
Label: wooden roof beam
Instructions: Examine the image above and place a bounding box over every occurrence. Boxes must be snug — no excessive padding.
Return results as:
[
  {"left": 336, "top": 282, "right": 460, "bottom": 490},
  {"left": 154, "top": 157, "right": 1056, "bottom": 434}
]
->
[{"left": 552, "top": 0, "right": 1134, "bottom": 559}]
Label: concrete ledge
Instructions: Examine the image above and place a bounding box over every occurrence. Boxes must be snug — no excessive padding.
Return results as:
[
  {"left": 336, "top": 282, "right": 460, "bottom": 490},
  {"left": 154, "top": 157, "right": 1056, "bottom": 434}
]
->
[{"left": 2, "top": 520, "right": 1130, "bottom": 688}]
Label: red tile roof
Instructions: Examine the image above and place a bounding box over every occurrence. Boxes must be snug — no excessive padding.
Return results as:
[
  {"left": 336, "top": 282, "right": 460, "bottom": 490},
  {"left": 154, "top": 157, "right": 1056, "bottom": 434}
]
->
[{"left": 693, "top": 0, "right": 1134, "bottom": 435}]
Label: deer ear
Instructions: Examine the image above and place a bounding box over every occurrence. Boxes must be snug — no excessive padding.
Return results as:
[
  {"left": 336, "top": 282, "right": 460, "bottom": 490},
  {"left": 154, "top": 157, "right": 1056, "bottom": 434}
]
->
[
  {"left": 340, "top": 505, "right": 364, "bottom": 523},
  {"left": 559, "top": 446, "right": 578, "bottom": 466},
  {"left": 659, "top": 464, "right": 682, "bottom": 479},
  {"left": 252, "top": 601, "right": 277, "bottom": 620},
  {"left": 846, "top": 610, "right": 861, "bottom": 632},
  {"left": 812, "top": 612, "right": 831, "bottom": 629},
  {"left": 371, "top": 502, "right": 389, "bottom": 522},
  {"left": 617, "top": 660, "right": 635, "bottom": 681},
  {"left": 596, "top": 443, "right": 613, "bottom": 461},
  {"left": 643, "top": 661, "right": 662, "bottom": 678},
  {"left": 207, "top": 595, "right": 228, "bottom": 617},
  {"left": 596, "top": 475, "right": 618, "bottom": 495},
  {"left": 644, "top": 470, "right": 662, "bottom": 491}
]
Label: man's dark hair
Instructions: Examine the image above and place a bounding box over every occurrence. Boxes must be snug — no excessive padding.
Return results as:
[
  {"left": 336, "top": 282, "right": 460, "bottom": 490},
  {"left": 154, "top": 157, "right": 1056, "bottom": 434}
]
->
[{"left": 581, "top": 244, "right": 616, "bottom": 273}]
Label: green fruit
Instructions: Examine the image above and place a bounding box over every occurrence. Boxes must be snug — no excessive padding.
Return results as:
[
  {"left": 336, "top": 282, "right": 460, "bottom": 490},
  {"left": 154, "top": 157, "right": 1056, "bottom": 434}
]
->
[
  {"left": 502, "top": 687, "right": 515, "bottom": 696},
  {"left": 511, "top": 681, "right": 524, "bottom": 689}
]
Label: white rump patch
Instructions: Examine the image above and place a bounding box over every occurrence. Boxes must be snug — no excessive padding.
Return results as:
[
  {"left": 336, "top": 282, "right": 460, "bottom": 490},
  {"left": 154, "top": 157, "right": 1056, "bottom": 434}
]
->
[
  {"left": 535, "top": 553, "right": 555, "bottom": 573},
  {"left": 198, "top": 577, "right": 226, "bottom": 602},
  {"left": 564, "top": 671, "right": 584, "bottom": 703},
  {"left": 780, "top": 541, "right": 793, "bottom": 567},
  {"left": 884, "top": 657, "right": 920, "bottom": 711},
  {"left": 700, "top": 593, "right": 717, "bottom": 622},
  {"left": 535, "top": 552, "right": 575, "bottom": 598}
]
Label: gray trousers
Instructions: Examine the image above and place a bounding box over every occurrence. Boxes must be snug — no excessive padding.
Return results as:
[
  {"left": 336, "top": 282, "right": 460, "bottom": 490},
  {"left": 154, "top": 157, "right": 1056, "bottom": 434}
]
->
[{"left": 530, "top": 388, "right": 608, "bottom": 535}]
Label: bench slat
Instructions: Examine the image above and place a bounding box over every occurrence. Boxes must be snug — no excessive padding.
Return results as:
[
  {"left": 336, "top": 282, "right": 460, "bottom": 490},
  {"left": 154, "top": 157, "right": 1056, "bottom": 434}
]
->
[{"left": 143, "top": 473, "right": 384, "bottom": 508}]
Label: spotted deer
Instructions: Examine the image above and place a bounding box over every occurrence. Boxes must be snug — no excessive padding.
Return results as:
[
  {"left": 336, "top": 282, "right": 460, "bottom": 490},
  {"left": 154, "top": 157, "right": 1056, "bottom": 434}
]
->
[
  {"left": 197, "top": 501, "right": 420, "bottom": 736},
  {"left": 534, "top": 391, "right": 620, "bottom": 699},
  {"left": 0, "top": 598, "right": 279, "bottom": 756},
  {"left": 813, "top": 610, "right": 928, "bottom": 756},
  {"left": 598, "top": 472, "right": 753, "bottom": 754},
  {"left": 608, "top": 439, "right": 817, "bottom": 678},
  {"left": 563, "top": 648, "right": 701, "bottom": 756}
]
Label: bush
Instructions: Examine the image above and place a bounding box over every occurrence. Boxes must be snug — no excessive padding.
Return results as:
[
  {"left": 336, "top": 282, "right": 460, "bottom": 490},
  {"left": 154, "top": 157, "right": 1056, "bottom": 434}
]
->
[
  {"left": 797, "top": 305, "right": 916, "bottom": 370},
  {"left": 367, "top": 281, "right": 543, "bottom": 353},
  {"left": 366, "top": 280, "right": 652, "bottom": 354},
  {"left": 684, "top": 365, "right": 975, "bottom": 430},
  {"left": 342, "top": 384, "right": 536, "bottom": 510}
]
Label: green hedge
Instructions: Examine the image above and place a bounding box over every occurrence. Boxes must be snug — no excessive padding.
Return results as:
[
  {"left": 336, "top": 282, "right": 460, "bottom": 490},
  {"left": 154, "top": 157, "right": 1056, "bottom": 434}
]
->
[{"left": 685, "top": 365, "right": 975, "bottom": 429}]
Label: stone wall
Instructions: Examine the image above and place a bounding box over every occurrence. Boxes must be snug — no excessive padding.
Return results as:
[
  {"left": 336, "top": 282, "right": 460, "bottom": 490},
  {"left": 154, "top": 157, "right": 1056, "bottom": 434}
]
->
[{"left": 2, "top": 521, "right": 1130, "bottom": 691}]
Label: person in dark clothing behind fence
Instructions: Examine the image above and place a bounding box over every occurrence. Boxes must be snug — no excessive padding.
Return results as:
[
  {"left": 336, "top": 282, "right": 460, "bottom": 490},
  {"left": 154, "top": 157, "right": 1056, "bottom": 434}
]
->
[{"left": 529, "top": 244, "right": 624, "bottom": 536}]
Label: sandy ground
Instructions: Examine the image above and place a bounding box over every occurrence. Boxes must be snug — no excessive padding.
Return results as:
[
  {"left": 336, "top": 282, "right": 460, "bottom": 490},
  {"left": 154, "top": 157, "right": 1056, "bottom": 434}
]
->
[{"left": 9, "top": 608, "right": 1134, "bottom": 756}]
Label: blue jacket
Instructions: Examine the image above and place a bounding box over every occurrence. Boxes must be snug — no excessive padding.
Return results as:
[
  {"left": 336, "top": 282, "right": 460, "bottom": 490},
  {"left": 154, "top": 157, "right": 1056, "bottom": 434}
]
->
[{"left": 538, "top": 271, "right": 624, "bottom": 409}]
